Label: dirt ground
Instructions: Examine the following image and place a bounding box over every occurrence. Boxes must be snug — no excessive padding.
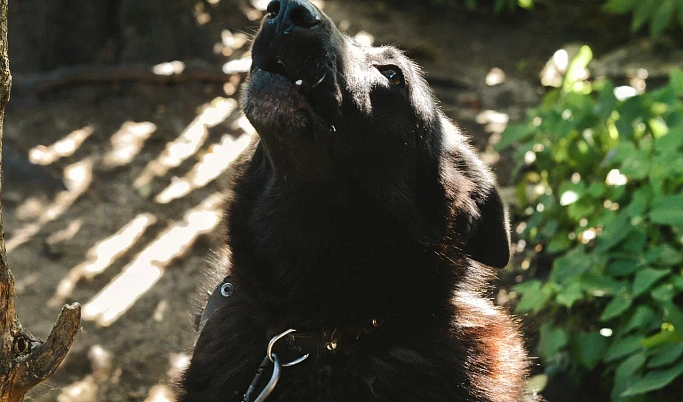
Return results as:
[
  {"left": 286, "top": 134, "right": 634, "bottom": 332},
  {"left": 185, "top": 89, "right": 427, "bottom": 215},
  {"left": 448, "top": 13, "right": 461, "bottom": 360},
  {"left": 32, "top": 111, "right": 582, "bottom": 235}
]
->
[{"left": 4, "top": 1, "right": 576, "bottom": 400}]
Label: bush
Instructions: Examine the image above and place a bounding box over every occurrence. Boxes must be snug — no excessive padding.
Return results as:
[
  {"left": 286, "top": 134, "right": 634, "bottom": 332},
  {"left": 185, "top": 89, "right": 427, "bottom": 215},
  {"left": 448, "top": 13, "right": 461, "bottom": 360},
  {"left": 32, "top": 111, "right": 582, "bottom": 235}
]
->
[
  {"left": 498, "top": 46, "right": 683, "bottom": 401},
  {"left": 603, "top": 0, "right": 683, "bottom": 37},
  {"left": 434, "top": 0, "right": 683, "bottom": 37}
]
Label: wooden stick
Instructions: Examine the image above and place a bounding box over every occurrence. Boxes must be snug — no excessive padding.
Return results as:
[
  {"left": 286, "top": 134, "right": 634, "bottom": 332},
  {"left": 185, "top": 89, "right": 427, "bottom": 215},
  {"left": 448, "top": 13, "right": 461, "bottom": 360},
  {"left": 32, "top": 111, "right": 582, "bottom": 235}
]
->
[{"left": 0, "top": 0, "right": 81, "bottom": 400}]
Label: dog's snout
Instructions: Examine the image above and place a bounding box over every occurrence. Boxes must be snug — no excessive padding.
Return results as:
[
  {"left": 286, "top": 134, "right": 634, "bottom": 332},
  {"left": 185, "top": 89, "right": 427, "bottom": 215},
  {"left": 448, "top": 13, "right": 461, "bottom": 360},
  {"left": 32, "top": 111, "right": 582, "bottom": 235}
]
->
[{"left": 266, "top": 0, "right": 322, "bottom": 33}]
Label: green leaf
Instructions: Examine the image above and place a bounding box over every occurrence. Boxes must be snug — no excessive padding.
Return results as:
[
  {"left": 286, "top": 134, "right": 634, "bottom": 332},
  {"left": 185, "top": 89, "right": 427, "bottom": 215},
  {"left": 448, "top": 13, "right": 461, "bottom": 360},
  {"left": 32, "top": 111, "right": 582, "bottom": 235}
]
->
[
  {"left": 571, "top": 332, "right": 608, "bottom": 370},
  {"left": 495, "top": 124, "right": 536, "bottom": 151},
  {"left": 649, "top": 244, "right": 683, "bottom": 266},
  {"left": 601, "top": 292, "right": 633, "bottom": 321},
  {"left": 603, "top": 0, "right": 638, "bottom": 13},
  {"left": 514, "top": 280, "right": 551, "bottom": 313},
  {"left": 666, "top": 307, "right": 683, "bottom": 333},
  {"left": 605, "top": 335, "right": 645, "bottom": 362},
  {"left": 538, "top": 323, "right": 569, "bottom": 362},
  {"left": 551, "top": 248, "right": 592, "bottom": 284},
  {"left": 625, "top": 305, "right": 659, "bottom": 333},
  {"left": 632, "top": 0, "right": 655, "bottom": 32},
  {"left": 517, "top": 0, "right": 533, "bottom": 10},
  {"left": 621, "top": 360, "right": 683, "bottom": 396},
  {"left": 547, "top": 236, "right": 572, "bottom": 253},
  {"left": 563, "top": 45, "right": 593, "bottom": 92},
  {"left": 649, "top": 0, "right": 674, "bottom": 37},
  {"left": 607, "top": 260, "right": 639, "bottom": 277},
  {"left": 671, "top": 69, "right": 683, "bottom": 95},
  {"left": 641, "top": 329, "right": 683, "bottom": 349},
  {"left": 611, "top": 352, "right": 647, "bottom": 400},
  {"left": 648, "top": 342, "right": 683, "bottom": 368},
  {"left": 671, "top": 275, "right": 683, "bottom": 292},
  {"left": 650, "top": 195, "right": 683, "bottom": 226},
  {"left": 557, "top": 282, "right": 583, "bottom": 308},
  {"left": 632, "top": 268, "right": 670, "bottom": 297},
  {"left": 581, "top": 274, "right": 624, "bottom": 296},
  {"left": 651, "top": 283, "right": 675, "bottom": 303},
  {"left": 597, "top": 212, "right": 632, "bottom": 252}
]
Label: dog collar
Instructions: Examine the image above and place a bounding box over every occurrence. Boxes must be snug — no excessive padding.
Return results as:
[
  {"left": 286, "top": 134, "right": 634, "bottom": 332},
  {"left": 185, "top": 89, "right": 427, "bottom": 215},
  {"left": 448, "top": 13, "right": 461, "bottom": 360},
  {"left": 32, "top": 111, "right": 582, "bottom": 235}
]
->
[{"left": 196, "top": 274, "right": 384, "bottom": 355}]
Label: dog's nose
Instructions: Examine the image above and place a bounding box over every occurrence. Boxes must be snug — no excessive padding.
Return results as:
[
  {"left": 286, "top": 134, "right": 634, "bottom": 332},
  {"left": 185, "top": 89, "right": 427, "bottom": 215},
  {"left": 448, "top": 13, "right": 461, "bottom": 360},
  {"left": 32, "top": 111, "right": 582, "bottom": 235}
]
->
[{"left": 266, "top": 0, "right": 322, "bottom": 32}]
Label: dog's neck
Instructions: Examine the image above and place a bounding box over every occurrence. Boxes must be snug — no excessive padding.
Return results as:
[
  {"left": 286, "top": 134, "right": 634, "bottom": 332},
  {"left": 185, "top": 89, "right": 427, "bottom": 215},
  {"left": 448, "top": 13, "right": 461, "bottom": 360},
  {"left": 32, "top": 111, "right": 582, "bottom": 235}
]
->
[{"left": 226, "top": 151, "right": 459, "bottom": 322}]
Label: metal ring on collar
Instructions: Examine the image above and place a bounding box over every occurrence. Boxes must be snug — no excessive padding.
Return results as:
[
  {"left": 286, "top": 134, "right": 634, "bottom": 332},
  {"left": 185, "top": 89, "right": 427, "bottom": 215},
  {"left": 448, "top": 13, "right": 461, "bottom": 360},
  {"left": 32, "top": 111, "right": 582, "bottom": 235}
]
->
[{"left": 266, "top": 328, "right": 309, "bottom": 367}]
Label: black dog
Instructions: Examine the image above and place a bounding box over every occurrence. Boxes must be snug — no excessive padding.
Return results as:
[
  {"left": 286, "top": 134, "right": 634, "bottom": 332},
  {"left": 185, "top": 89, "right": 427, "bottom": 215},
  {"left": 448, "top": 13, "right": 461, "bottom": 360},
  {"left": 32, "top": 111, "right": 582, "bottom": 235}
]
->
[{"left": 178, "top": 0, "right": 530, "bottom": 400}]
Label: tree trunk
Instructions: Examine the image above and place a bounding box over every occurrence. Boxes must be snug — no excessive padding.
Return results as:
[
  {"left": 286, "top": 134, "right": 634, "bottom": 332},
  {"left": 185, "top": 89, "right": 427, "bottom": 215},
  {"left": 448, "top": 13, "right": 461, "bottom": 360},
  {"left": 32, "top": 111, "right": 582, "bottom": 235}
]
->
[{"left": 0, "top": 1, "right": 81, "bottom": 401}]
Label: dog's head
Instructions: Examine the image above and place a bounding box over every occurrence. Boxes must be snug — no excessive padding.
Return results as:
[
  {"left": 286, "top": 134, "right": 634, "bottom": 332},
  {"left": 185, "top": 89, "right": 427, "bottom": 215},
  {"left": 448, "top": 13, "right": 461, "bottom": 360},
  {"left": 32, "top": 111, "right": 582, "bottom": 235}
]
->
[{"left": 242, "top": 0, "right": 510, "bottom": 268}]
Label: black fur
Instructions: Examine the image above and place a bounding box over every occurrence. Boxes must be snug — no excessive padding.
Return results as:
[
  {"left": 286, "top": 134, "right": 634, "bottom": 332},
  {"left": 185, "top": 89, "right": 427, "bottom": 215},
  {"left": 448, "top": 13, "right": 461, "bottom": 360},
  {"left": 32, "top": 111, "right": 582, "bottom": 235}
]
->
[{"left": 178, "top": 0, "right": 529, "bottom": 400}]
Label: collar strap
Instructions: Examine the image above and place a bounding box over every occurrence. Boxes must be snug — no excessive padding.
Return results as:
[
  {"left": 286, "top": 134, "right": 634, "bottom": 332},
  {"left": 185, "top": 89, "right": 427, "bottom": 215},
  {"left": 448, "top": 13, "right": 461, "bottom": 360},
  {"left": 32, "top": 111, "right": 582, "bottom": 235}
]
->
[{"left": 196, "top": 274, "right": 384, "bottom": 357}]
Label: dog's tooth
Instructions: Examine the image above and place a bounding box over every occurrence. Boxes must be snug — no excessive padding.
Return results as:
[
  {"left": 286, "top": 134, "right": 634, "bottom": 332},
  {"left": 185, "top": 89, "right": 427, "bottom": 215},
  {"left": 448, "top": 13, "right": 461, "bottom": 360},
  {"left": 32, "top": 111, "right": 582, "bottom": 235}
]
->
[{"left": 295, "top": 79, "right": 303, "bottom": 86}]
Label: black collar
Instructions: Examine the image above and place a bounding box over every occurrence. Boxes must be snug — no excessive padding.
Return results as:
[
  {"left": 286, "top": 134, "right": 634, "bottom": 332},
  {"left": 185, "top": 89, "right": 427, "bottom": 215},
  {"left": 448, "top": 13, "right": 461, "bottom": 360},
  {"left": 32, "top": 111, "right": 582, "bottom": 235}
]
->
[{"left": 196, "top": 274, "right": 384, "bottom": 359}]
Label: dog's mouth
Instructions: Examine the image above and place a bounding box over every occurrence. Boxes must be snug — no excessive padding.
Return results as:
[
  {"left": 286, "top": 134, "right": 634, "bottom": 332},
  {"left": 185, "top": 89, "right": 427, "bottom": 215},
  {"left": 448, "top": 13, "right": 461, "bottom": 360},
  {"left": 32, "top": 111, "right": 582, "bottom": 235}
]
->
[
  {"left": 258, "top": 56, "right": 327, "bottom": 100},
  {"left": 244, "top": 1, "right": 344, "bottom": 132},
  {"left": 249, "top": 50, "right": 338, "bottom": 120}
]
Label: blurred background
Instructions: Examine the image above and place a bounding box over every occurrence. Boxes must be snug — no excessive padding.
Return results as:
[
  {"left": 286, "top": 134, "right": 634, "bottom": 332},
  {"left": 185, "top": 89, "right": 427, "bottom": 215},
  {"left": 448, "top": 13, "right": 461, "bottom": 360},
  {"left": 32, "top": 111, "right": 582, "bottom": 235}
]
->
[{"left": 4, "top": 0, "right": 682, "bottom": 401}]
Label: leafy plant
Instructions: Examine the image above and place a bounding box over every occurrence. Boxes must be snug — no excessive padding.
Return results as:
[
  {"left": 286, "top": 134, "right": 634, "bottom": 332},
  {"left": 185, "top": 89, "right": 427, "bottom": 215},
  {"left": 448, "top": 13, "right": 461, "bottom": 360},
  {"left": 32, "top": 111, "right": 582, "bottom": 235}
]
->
[
  {"left": 603, "top": 0, "right": 683, "bottom": 37},
  {"left": 499, "top": 45, "right": 683, "bottom": 401},
  {"left": 432, "top": 0, "right": 533, "bottom": 13}
]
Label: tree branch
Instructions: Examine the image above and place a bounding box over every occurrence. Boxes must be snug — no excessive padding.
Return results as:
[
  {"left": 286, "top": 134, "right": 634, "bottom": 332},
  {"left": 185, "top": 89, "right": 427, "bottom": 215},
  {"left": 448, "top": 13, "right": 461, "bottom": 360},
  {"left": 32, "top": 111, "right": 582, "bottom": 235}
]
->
[{"left": 0, "top": 0, "right": 82, "bottom": 400}]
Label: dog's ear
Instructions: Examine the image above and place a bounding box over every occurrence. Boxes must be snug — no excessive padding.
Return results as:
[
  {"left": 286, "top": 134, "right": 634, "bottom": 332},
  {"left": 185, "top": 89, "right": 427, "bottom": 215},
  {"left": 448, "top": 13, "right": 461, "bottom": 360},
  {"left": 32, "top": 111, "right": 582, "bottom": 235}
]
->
[{"left": 464, "top": 186, "right": 511, "bottom": 269}]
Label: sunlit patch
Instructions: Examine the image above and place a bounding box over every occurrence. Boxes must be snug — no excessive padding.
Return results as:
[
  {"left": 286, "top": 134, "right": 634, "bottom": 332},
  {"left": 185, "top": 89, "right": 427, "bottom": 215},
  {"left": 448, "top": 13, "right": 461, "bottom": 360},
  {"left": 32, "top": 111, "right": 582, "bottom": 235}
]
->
[
  {"left": 56, "top": 375, "right": 98, "bottom": 402},
  {"left": 614, "top": 85, "right": 638, "bottom": 101},
  {"left": 29, "top": 126, "right": 93, "bottom": 165},
  {"left": 233, "top": 114, "right": 257, "bottom": 135},
  {"left": 49, "top": 213, "right": 157, "bottom": 307},
  {"left": 153, "top": 299, "right": 169, "bottom": 322},
  {"left": 524, "top": 151, "right": 536, "bottom": 164},
  {"left": 156, "top": 134, "right": 252, "bottom": 204},
  {"left": 89, "top": 344, "right": 114, "bottom": 381},
  {"left": 476, "top": 109, "right": 509, "bottom": 135},
  {"left": 169, "top": 353, "right": 191, "bottom": 377},
  {"left": 220, "top": 30, "right": 250, "bottom": 57},
  {"left": 82, "top": 193, "right": 223, "bottom": 326},
  {"left": 353, "top": 31, "right": 374, "bottom": 47},
  {"left": 553, "top": 49, "right": 569, "bottom": 72},
  {"left": 134, "top": 98, "right": 237, "bottom": 189},
  {"left": 252, "top": 0, "right": 271, "bottom": 9},
  {"left": 600, "top": 328, "right": 613, "bottom": 337},
  {"left": 45, "top": 219, "right": 83, "bottom": 252},
  {"left": 540, "top": 47, "right": 591, "bottom": 88},
  {"left": 145, "top": 385, "right": 175, "bottom": 402},
  {"left": 194, "top": 3, "right": 211, "bottom": 25},
  {"left": 104, "top": 122, "right": 157, "bottom": 167},
  {"left": 515, "top": 239, "right": 526, "bottom": 253},
  {"left": 338, "top": 19, "right": 350, "bottom": 31},
  {"left": 223, "top": 57, "right": 252, "bottom": 74},
  {"left": 580, "top": 228, "right": 597, "bottom": 243},
  {"left": 223, "top": 73, "right": 242, "bottom": 96},
  {"left": 15, "top": 197, "right": 47, "bottom": 221},
  {"left": 7, "top": 159, "right": 93, "bottom": 252},
  {"left": 485, "top": 67, "right": 505, "bottom": 86},
  {"left": 153, "top": 61, "right": 185, "bottom": 76},
  {"left": 559, "top": 190, "right": 579, "bottom": 206},
  {"left": 605, "top": 169, "right": 627, "bottom": 186},
  {"left": 627, "top": 68, "right": 648, "bottom": 94}
]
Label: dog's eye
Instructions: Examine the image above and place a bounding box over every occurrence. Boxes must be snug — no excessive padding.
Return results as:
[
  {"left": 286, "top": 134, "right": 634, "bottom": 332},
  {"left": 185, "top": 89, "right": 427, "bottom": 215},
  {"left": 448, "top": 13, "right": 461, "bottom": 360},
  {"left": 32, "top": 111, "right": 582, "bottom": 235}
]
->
[{"left": 376, "top": 66, "right": 405, "bottom": 87}]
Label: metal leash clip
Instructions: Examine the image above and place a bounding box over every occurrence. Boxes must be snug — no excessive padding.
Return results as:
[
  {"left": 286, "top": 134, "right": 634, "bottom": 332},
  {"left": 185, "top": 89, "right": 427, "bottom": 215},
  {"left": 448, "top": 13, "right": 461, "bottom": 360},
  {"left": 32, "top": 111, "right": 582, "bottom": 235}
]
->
[{"left": 242, "top": 329, "right": 309, "bottom": 402}]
